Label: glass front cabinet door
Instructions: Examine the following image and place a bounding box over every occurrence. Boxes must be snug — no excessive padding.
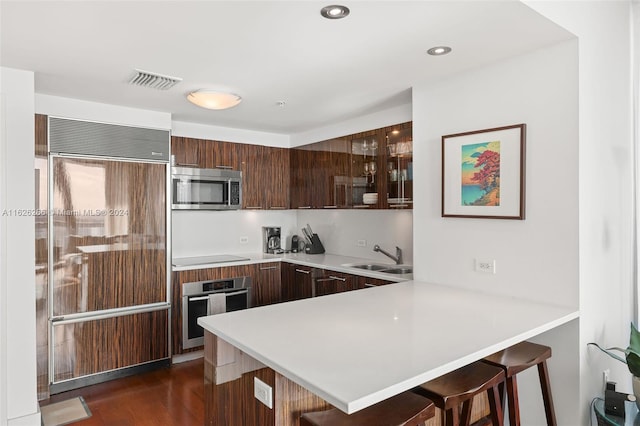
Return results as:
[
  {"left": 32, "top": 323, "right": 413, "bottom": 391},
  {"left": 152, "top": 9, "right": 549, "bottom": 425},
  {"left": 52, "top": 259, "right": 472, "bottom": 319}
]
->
[{"left": 385, "top": 126, "right": 413, "bottom": 209}]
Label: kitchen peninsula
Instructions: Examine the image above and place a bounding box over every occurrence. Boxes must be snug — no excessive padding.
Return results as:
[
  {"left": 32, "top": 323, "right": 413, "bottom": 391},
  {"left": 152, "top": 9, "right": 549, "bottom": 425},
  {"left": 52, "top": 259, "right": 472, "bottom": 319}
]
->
[{"left": 198, "top": 281, "right": 578, "bottom": 425}]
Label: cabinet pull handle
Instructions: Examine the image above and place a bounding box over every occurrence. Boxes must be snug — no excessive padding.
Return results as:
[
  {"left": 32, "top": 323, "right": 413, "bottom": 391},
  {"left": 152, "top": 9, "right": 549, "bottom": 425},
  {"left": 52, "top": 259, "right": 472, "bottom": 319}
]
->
[
  {"left": 364, "top": 283, "right": 376, "bottom": 288},
  {"left": 298, "top": 206, "right": 312, "bottom": 209},
  {"left": 216, "top": 165, "right": 232, "bottom": 169},
  {"left": 269, "top": 206, "right": 286, "bottom": 210},
  {"left": 176, "top": 162, "right": 199, "bottom": 167},
  {"left": 323, "top": 205, "right": 337, "bottom": 209},
  {"left": 260, "top": 266, "right": 278, "bottom": 271},
  {"left": 329, "top": 275, "right": 346, "bottom": 282},
  {"left": 315, "top": 278, "right": 333, "bottom": 282},
  {"left": 246, "top": 206, "right": 263, "bottom": 209},
  {"left": 295, "top": 269, "right": 311, "bottom": 274}
]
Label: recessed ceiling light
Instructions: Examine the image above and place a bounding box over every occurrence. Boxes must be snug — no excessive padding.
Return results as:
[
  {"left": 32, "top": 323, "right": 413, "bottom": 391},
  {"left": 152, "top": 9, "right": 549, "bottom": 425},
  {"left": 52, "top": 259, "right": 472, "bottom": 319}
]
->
[
  {"left": 276, "top": 101, "right": 286, "bottom": 107},
  {"left": 186, "top": 90, "right": 242, "bottom": 110},
  {"left": 427, "top": 46, "right": 452, "bottom": 56},
  {"left": 321, "top": 5, "right": 350, "bottom": 19}
]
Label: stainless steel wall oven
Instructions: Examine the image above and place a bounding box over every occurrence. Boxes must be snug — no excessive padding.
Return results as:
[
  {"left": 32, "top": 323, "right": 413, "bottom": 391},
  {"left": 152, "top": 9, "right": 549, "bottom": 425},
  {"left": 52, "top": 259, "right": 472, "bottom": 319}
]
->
[{"left": 182, "top": 276, "right": 251, "bottom": 349}]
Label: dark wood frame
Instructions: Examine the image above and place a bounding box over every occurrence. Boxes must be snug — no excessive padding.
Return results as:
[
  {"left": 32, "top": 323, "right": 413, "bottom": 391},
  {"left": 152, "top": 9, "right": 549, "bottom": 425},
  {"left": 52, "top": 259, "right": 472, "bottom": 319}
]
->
[{"left": 441, "top": 123, "right": 526, "bottom": 220}]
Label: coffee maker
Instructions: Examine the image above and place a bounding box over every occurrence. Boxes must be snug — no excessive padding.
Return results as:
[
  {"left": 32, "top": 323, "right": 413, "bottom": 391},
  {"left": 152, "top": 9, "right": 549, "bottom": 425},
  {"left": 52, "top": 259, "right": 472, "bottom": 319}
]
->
[{"left": 262, "top": 226, "right": 282, "bottom": 254}]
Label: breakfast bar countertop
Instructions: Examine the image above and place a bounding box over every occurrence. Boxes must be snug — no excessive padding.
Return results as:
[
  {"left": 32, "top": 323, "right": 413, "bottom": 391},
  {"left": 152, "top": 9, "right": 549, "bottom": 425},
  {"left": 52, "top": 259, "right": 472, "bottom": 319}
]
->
[{"left": 198, "top": 280, "right": 579, "bottom": 414}]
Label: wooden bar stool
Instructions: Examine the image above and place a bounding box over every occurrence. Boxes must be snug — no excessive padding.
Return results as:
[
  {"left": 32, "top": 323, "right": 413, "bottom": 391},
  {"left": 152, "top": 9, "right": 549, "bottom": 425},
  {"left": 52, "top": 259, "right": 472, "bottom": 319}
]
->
[
  {"left": 299, "top": 391, "right": 435, "bottom": 426},
  {"left": 412, "top": 361, "right": 505, "bottom": 426},
  {"left": 482, "top": 341, "right": 556, "bottom": 426}
]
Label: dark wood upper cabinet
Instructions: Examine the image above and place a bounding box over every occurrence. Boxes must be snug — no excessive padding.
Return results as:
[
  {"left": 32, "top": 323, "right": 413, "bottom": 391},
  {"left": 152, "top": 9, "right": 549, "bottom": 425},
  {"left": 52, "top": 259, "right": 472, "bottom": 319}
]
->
[
  {"left": 171, "top": 136, "right": 240, "bottom": 170},
  {"left": 171, "top": 136, "right": 203, "bottom": 167},
  {"left": 290, "top": 138, "right": 350, "bottom": 209},
  {"left": 290, "top": 122, "right": 411, "bottom": 210},
  {"left": 264, "top": 147, "right": 290, "bottom": 210},
  {"left": 171, "top": 121, "right": 410, "bottom": 211},
  {"left": 241, "top": 144, "right": 290, "bottom": 210}
]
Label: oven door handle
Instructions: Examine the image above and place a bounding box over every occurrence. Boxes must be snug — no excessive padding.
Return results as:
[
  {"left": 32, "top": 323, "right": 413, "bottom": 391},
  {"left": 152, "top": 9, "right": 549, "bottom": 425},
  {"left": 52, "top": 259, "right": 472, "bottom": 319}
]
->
[
  {"left": 223, "top": 290, "right": 249, "bottom": 298},
  {"left": 188, "top": 290, "right": 248, "bottom": 302}
]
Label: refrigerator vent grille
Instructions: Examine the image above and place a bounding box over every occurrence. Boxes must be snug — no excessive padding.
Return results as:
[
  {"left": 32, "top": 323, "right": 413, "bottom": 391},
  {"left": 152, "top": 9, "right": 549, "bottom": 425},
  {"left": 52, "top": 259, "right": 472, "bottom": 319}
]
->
[
  {"left": 49, "top": 117, "right": 171, "bottom": 161},
  {"left": 128, "top": 69, "right": 182, "bottom": 90}
]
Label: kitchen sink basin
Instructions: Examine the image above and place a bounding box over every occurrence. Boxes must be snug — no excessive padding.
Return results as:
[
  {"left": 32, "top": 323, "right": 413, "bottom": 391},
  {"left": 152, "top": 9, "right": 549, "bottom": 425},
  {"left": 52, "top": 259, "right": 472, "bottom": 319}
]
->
[
  {"left": 378, "top": 267, "right": 413, "bottom": 274},
  {"left": 343, "top": 263, "right": 413, "bottom": 275},
  {"left": 348, "top": 264, "right": 391, "bottom": 271}
]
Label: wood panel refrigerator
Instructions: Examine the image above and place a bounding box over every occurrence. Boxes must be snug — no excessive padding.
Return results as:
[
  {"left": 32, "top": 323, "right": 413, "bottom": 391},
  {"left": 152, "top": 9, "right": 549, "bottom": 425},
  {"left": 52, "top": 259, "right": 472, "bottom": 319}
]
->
[{"left": 47, "top": 117, "right": 171, "bottom": 394}]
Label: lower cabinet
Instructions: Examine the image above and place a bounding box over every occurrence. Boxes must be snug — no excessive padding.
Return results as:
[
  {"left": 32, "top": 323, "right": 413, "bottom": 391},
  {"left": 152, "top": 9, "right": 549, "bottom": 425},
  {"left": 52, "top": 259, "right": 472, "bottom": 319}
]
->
[
  {"left": 281, "top": 263, "right": 396, "bottom": 301},
  {"left": 251, "top": 262, "right": 282, "bottom": 306},
  {"left": 358, "top": 276, "right": 395, "bottom": 288},
  {"left": 281, "top": 263, "right": 314, "bottom": 301},
  {"left": 315, "top": 269, "right": 360, "bottom": 296}
]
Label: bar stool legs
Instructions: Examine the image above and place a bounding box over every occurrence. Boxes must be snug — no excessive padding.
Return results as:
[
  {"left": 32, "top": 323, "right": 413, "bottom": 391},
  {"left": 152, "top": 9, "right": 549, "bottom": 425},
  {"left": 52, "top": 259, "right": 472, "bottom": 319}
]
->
[
  {"left": 537, "top": 359, "right": 557, "bottom": 426},
  {"left": 483, "top": 341, "right": 557, "bottom": 426}
]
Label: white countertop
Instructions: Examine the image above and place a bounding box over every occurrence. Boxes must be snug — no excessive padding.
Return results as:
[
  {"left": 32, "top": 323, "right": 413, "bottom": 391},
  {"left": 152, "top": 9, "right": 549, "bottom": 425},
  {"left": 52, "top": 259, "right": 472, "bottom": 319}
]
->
[
  {"left": 173, "top": 252, "right": 412, "bottom": 281},
  {"left": 198, "top": 281, "right": 578, "bottom": 414}
]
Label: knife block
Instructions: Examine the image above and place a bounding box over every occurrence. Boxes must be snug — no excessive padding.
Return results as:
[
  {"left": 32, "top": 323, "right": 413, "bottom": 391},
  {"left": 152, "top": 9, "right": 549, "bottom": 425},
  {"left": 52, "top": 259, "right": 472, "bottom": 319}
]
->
[{"left": 304, "top": 234, "right": 325, "bottom": 254}]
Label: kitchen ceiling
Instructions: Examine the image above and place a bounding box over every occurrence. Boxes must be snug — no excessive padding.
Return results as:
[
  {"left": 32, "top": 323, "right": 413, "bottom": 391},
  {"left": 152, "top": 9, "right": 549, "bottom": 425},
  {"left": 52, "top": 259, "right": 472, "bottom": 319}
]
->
[{"left": 0, "top": 1, "right": 573, "bottom": 134}]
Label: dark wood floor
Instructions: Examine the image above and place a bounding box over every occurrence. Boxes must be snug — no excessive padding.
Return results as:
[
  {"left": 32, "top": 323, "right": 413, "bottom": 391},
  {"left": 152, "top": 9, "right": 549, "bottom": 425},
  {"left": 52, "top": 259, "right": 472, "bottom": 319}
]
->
[{"left": 41, "top": 358, "right": 204, "bottom": 426}]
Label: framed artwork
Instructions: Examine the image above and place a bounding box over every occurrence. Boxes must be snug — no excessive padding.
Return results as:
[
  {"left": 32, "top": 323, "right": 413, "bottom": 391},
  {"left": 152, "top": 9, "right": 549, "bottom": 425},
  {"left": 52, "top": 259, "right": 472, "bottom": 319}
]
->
[{"left": 441, "top": 124, "right": 526, "bottom": 219}]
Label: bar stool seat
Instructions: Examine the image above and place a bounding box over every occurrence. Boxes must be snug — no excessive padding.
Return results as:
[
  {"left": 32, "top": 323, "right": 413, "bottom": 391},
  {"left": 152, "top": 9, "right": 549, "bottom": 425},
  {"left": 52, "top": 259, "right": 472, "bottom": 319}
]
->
[
  {"left": 482, "top": 341, "right": 556, "bottom": 426},
  {"left": 299, "top": 391, "right": 435, "bottom": 426},
  {"left": 412, "top": 361, "right": 505, "bottom": 426}
]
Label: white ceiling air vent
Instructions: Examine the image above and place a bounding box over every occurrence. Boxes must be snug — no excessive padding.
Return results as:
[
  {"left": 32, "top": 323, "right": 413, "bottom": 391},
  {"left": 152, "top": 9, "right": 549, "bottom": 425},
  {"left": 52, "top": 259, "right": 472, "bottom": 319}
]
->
[{"left": 128, "top": 69, "right": 182, "bottom": 90}]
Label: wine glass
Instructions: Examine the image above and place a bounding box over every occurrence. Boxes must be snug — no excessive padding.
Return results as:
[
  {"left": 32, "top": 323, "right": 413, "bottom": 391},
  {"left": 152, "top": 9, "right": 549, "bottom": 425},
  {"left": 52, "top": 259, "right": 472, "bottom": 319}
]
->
[
  {"left": 364, "top": 161, "right": 370, "bottom": 177},
  {"left": 370, "top": 139, "right": 378, "bottom": 152},
  {"left": 369, "top": 161, "right": 377, "bottom": 183},
  {"left": 362, "top": 139, "right": 369, "bottom": 152}
]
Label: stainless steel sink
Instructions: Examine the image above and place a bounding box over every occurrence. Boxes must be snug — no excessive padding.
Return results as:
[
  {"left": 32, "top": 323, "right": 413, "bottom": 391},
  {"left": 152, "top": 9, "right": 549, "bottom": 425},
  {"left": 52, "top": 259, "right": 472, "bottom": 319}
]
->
[
  {"left": 378, "top": 267, "right": 413, "bottom": 274},
  {"left": 343, "top": 263, "right": 413, "bottom": 275},
  {"left": 348, "top": 264, "right": 391, "bottom": 271}
]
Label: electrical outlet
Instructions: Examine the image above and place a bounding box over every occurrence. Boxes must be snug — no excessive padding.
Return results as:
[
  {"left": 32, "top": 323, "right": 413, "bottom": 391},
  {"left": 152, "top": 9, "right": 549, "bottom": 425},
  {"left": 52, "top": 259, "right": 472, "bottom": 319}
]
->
[
  {"left": 254, "top": 377, "right": 273, "bottom": 409},
  {"left": 475, "top": 259, "right": 496, "bottom": 274},
  {"left": 357, "top": 239, "right": 366, "bottom": 247},
  {"left": 603, "top": 369, "right": 610, "bottom": 392},
  {"left": 239, "top": 236, "right": 249, "bottom": 244}
]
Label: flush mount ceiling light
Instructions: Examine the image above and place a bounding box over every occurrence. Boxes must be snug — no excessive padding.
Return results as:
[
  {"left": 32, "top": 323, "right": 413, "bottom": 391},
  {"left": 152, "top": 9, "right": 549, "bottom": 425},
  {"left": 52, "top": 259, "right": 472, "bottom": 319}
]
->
[
  {"left": 427, "top": 46, "right": 452, "bottom": 56},
  {"left": 186, "top": 90, "right": 242, "bottom": 110},
  {"left": 321, "top": 5, "right": 350, "bottom": 19}
]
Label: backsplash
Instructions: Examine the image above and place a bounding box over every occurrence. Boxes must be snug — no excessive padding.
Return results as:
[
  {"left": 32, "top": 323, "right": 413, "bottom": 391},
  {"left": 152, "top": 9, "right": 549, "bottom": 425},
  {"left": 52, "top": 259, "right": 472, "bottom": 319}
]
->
[
  {"left": 172, "top": 209, "right": 413, "bottom": 264},
  {"left": 296, "top": 210, "right": 413, "bottom": 263},
  {"left": 171, "top": 210, "right": 298, "bottom": 258}
]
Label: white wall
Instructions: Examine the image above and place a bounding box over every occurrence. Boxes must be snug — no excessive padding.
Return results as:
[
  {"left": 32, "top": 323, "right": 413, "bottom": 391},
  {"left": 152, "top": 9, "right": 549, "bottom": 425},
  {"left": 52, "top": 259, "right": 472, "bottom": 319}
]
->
[
  {"left": 172, "top": 120, "right": 289, "bottom": 148},
  {"left": 289, "top": 104, "right": 412, "bottom": 148},
  {"left": 0, "top": 68, "right": 40, "bottom": 425},
  {"left": 36, "top": 94, "right": 171, "bottom": 130},
  {"left": 525, "top": 2, "right": 635, "bottom": 425},
  {"left": 412, "top": 38, "right": 580, "bottom": 424}
]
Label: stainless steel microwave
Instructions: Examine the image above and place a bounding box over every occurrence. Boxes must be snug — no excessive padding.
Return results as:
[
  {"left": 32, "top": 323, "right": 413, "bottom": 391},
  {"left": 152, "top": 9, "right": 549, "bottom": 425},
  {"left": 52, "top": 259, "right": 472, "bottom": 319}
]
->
[{"left": 171, "top": 166, "right": 242, "bottom": 210}]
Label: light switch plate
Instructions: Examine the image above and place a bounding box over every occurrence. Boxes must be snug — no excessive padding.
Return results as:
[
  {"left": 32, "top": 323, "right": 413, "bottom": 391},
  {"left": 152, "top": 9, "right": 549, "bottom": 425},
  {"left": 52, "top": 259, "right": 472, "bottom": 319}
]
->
[{"left": 254, "top": 377, "right": 273, "bottom": 409}]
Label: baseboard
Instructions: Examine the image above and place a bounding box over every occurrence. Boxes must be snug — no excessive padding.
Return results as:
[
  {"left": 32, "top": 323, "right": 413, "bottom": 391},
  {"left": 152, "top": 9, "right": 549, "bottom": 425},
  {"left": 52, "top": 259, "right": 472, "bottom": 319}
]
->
[{"left": 8, "top": 410, "right": 41, "bottom": 426}]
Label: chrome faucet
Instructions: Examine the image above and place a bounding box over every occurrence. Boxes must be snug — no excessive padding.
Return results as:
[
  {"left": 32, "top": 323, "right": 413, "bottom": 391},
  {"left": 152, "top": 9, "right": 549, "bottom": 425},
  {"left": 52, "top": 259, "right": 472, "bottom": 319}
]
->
[{"left": 373, "top": 244, "right": 403, "bottom": 265}]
